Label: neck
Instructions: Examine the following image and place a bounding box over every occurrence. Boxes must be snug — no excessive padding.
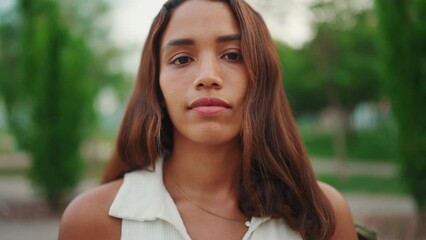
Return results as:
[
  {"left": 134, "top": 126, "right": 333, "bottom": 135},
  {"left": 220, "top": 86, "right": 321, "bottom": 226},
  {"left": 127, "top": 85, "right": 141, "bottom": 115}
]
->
[
  {"left": 164, "top": 135, "right": 242, "bottom": 196},
  {"left": 162, "top": 132, "right": 249, "bottom": 224}
]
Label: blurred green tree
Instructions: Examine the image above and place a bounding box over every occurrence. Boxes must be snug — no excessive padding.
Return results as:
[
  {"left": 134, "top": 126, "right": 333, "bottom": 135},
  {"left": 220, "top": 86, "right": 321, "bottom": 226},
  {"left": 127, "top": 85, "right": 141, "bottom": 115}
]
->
[
  {"left": 276, "top": 4, "right": 381, "bottom": 179},
  {"left": 278, "top": 3, "right": 380, "bottom": 116},
  {"left": 0, "top": 0, "right": 126, "bottom": 207},
  {"left": 276, "top": 42, "right": 325, "bottom": 116},
  {"left": 375, "top": 0, "right": 426, "bottom": 232}
]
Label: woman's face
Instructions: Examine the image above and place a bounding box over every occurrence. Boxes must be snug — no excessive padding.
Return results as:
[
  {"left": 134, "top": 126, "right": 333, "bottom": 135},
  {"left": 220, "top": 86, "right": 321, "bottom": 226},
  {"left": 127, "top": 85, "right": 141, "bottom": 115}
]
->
[{"left": 159, "top": 0, "right": 248, "bottom": 146}]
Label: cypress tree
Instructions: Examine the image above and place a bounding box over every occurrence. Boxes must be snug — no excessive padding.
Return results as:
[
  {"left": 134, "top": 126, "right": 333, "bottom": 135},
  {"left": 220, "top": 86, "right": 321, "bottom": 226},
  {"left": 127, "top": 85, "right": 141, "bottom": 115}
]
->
[{"left": 375, "top": 0, "right": 426, "bottom": 233}]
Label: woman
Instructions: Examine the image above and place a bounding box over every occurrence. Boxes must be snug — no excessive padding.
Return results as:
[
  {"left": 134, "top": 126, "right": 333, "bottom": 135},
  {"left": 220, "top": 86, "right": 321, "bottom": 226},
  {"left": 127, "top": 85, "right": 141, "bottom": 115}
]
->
[{"left": 59, "top": 0, "right": 357, "bottom": 239}]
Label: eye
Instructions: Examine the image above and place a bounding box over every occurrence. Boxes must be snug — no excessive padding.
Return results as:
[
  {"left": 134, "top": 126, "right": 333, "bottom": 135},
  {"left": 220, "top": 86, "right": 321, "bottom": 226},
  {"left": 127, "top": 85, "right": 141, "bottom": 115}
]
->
[
  {"left": 223, "top": 52, "right": 242, "bottom": 61},
  {"left": 171, "top": 56, "right": 193, "bottom": 65}
]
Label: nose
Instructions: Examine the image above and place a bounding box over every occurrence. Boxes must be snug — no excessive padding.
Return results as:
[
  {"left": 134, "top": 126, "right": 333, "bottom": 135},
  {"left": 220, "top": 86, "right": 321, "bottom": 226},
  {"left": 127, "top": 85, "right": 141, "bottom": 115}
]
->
[{"left": 193, "top": 54, "right": 223, "bottom": 90}]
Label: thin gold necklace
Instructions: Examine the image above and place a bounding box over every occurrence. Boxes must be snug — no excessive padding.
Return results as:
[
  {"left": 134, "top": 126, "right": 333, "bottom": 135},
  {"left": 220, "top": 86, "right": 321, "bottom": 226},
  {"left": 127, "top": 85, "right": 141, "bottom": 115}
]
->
[{"left": 173, "top": 180, "right": 251, "bottom": 227}]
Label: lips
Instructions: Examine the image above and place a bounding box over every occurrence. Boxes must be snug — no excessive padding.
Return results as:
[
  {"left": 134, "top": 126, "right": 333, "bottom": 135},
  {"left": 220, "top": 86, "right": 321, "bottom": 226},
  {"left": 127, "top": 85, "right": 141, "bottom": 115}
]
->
[
  {"left": 188, "top": 98, "right": 231, "bottom": 116},
  {"left": 188, "top": 97, "right": 231, "bottom": 109}
]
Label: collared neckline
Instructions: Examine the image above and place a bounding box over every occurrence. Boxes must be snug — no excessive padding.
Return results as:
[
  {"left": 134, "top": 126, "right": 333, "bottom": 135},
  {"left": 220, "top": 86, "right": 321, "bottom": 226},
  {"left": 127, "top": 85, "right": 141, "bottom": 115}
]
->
[
  {"left": 109, "top": 157, "right": 272, "bottom": 239},
  {"left": 109, "top": 158, "right": 168, "bottom": 221}
]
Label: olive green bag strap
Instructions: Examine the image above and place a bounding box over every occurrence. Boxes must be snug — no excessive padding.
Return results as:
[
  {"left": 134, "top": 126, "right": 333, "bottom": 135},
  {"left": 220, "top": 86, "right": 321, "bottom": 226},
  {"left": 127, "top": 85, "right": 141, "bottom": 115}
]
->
[
  {"left": 307, "top": 223, "right": 377, "bottom": 240},
  {"left": 355, "top": 223, "right": 377, "bottom": 240}
]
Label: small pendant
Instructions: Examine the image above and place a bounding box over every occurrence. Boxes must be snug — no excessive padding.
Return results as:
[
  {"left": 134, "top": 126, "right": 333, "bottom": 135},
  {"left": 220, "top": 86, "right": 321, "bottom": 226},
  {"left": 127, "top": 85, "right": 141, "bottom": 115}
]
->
[{"left": 245, "top": 220, "right": 251, "bottom": 227}]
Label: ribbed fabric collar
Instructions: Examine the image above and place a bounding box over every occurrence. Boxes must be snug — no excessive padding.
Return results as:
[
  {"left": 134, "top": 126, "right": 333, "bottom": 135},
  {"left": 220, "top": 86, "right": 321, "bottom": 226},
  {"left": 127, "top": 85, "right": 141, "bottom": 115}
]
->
[
  {"left": 109, "top": 157, "right": 270, "bottom": 239},
  {"left": 109, "top": 159, "right": 168, "bottom": 221}
]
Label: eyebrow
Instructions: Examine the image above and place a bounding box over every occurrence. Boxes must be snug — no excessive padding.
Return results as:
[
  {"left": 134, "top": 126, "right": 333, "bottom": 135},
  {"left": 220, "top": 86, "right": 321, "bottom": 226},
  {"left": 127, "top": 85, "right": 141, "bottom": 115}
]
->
[
  {"left": 162, "top": 34, "right": 241, "bottom": 52},
  {"left": 217, "top": 34, "right": 241, "bottom": 43}
]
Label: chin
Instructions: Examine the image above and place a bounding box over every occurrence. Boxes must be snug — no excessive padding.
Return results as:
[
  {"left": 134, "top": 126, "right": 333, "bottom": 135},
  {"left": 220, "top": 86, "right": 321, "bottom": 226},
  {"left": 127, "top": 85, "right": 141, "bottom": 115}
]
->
[
  {"left": 177, "top": 125, "right": 241, "bottom": 146},
  {"left": 195, "top": 135, "right": 238, "bottom": 146}
]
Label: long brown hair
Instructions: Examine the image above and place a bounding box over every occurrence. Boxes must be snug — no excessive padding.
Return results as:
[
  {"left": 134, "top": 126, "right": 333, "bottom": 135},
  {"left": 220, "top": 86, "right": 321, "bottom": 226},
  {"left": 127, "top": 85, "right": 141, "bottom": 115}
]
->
[{"left": 102, "top": 0, "right": 336, "bottom": 239}]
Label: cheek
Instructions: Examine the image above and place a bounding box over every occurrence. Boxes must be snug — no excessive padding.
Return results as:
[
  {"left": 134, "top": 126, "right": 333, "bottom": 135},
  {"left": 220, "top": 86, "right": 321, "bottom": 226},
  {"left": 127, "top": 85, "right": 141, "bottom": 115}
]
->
[
  {"left": 159, "top": 78, "right": 186, "bottom": 121},
  {"left": 159, "top": 68, "right": 188, "bottom": 101},
  {"left": 240, "top": 80, "right": 248, "bottom": 100},
  {"left": 160, "top": 81, "right": 180, "bottom": 104},
  {"left": 232, "top": 70, "right": 249, "bottom": 103},
  {"left": 159, "top": 73, "right": 174, "bottom": 104}
]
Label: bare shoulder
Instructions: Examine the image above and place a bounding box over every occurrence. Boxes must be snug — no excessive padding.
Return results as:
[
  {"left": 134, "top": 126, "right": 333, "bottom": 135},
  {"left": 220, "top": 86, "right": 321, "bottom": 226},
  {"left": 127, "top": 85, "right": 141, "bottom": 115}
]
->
[
  {"left": 318, "top": 181, "right": 357, "bottom": 240},
  {"left": 58, "top": 179, "right": 123, "bottom": 240}
]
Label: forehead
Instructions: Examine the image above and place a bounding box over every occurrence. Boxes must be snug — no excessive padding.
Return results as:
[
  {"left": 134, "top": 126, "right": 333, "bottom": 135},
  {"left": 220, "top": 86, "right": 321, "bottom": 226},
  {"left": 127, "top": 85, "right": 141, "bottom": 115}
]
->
[{"left": 161, "top": 0, "right": 240, "bottom": 45}]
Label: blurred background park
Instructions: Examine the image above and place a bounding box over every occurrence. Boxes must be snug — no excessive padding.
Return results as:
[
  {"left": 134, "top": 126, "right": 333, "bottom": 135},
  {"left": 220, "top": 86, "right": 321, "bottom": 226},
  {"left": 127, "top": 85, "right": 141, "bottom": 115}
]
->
[{"left": 0, "top": 0, "right": 424, "bottom": 239}]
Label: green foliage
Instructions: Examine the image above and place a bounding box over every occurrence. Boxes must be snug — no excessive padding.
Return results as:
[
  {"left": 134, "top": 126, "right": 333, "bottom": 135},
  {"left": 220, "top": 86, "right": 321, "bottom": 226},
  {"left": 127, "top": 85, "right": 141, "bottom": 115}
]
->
[
  {"left": 301, "top": 128, "right": 398, "bottom": 162},
  {"left": 375, "top": 0, "right": 426, "bottom": 211},
  {"left": 277, "top": 43, "right": 327, "bottom": 115},
  {"left": 0, "top": 0, "right": 124, "bottom": 206},
  {"left": 278, "top": 7, "right": 381, "bottom": 116},
  {"left": 318, "top": 174, "right": 407, "bottom": 195},
  {"left": 277, "top": 4, "right": 384, "bottom": 178},
  {"left": 0, "top": 6, "right": 31, "bottom": 150}
]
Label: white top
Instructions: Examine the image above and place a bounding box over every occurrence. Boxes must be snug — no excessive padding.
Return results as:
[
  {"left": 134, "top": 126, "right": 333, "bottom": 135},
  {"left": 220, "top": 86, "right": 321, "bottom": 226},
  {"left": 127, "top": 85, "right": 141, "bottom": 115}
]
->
[{"left": 109, "top": 158, "right": 302, "bottom": 240}]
